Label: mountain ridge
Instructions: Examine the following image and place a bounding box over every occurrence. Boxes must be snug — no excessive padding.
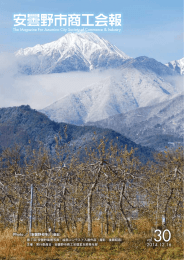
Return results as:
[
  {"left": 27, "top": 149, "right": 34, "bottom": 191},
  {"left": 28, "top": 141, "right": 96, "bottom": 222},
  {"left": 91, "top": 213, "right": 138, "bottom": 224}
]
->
[
  {"left": 166, "top": 57, "right": 184, "bottom": 75},
  {"left": 0, "top": 105, "right": 154, "bottom": 162},
  {"left": 16, "top": 32, "right": 130, "bottom": 74},
  {"left": 86, "top": 93, "right": 184, "bottom": 150}
]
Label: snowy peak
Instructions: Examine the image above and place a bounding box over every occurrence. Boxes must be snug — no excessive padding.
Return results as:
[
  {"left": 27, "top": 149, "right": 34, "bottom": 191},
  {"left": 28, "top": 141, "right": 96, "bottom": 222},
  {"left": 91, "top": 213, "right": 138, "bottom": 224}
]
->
[
  {"left": 17, "top": 32, "right": 128, "bottom": 59},
  {"left": 16, "top": 32, "right": 130, "bottom": 74},
  {"left": 165, "top": 57, "right": 184, "bottom": 75}
]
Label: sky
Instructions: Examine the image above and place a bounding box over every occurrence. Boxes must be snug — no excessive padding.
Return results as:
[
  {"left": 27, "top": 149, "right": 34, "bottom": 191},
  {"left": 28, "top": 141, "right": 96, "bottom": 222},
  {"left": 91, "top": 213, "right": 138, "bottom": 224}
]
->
[{"left": 0, "top": 0, "right": 183, "bottom": 63}]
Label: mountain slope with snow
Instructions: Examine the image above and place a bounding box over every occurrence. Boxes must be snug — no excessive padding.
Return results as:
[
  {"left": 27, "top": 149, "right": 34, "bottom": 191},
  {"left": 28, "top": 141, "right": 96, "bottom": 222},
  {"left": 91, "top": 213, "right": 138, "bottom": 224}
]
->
[
  {"left": 40, "top": 65, "right": 178, "bottom": 125},
  {"left": 86, "top": 93, "right": 184, "bottom": 150},
  {"left": 166, "top": 57, "right": 184, "bottom": 75},
  {"left": 16, "top": 33, "right": 130, "bottom": 74},
  {"left": 122, "top": 56, "right": 177, "bottom": 76}
]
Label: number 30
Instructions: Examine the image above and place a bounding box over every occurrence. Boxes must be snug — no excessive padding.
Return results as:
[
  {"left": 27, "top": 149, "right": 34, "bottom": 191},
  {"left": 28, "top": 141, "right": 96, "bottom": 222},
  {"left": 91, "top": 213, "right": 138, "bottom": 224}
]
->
[{"left": 154, "top": 229, "right": 171, "bottom": 242}]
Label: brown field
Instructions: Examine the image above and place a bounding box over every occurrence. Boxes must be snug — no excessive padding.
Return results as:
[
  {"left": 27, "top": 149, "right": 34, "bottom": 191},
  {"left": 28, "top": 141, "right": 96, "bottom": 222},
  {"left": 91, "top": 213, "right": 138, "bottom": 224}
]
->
[{"left": 0, "top": 219, "right": 183, "bottom": 260}]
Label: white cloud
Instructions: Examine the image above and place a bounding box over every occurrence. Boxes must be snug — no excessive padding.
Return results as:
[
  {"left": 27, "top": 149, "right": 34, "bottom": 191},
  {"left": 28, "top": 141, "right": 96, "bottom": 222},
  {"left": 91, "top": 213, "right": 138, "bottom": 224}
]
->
[
  {"left": 0, "top": 52, "right": 116, "bottom": 109},
  {"left": 164, "top": 74, "right": 184, "bottom": 93},
  {"left": 0, "top": 52, "right": 183, "bottom": 111}
]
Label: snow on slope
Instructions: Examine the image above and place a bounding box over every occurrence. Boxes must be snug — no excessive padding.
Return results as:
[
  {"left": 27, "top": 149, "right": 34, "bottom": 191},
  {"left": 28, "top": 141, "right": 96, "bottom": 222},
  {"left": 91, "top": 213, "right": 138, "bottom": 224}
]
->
[
  {"left": 122, "top": 56, "right": 176, "bottom": 76},
  {"left": 16, "top": 33, "right": 130, "bottom": 74},
  {"left": 166, "top": 57, "right": 184, "bottom": 75},
  {"left": 86, "top": 93, "right": 184, "bottom": 150},
  {"left": 40, "top": 66, "right": 178, "bottom": 125}
]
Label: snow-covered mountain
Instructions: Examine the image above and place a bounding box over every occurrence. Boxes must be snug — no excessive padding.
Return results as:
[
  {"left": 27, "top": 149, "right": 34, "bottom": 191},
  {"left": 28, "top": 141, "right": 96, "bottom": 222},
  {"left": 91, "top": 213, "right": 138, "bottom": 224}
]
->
[
  {"left": 166, "top": 57, "right": 184, "bottom": 75},
  {"left": 15, "top": 32, "right": 180, "bottom": 125},
  {"left": 122, "top": 56, "right": 176, "bottom": 76},
  {"left": 86, "top": 93, "right": 184, "bottom": 150},
  {"left": 16, "top": 33, "right": 130, "bottom": 74},
  {"left": 40, "top": 65, "right": 178, "bottom": 125}
]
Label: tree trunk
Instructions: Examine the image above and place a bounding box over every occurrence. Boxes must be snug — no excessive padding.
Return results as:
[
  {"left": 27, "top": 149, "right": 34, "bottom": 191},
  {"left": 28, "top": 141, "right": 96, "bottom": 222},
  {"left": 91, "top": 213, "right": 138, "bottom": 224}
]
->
[
  {"left": 112, "top": 206, "right": 116, "bottom": 232},
  {"left": 164, "top": 188, "right": 174, "bottom": 229},
  {"left": 54, "top": 190, "right": 57, "bottom": 232},
  {"left": 35, "top": 192, "right": 38, "bottom": 231},
  {"left": 119, "top": 186, "right": 132, "bottom": 234},
  {"left": 45, "top": 188, "right": 48, "bottom": 232},
  {"left": 101, "top": 221, "right": 103, "bottom": 235},
  {"left": 105, "top": 183, "right": 110, "bottom": 235},
  {"left": 87, "top": 171, "right": 100, "bottom": 236},
  {"left": 87, "top": 193, "right": 92, "bottom": 236},
  {"left": 105, "top": 205, "right": 109, "bottom": 235},
  {"left": 63, "top": 199, "right": 70, "bottom": 233},
  {"left": 81, "top": 215, "right": 87, "bottom": 234},
  {"left": 57, "top": 203, "right": 62, "bottom": 232},
  {"left": 63, "top": 174, "right": 70, "bottom": 233},
  {"left": 15, "top": 199, "right": 21, "bottom": 232}
]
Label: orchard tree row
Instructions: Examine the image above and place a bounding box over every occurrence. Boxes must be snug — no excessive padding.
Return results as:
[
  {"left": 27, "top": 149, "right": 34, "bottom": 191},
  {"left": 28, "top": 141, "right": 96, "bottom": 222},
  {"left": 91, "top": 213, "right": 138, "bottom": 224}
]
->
[{"left": 0, "top": 136, "right": 183, "bottom": 238}]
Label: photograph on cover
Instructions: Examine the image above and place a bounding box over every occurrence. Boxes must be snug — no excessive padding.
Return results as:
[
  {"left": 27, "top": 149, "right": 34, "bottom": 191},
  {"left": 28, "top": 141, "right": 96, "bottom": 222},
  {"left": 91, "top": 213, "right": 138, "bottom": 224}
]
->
[{"left": 0, "top": 0, "right": 183, "bottom": 259}]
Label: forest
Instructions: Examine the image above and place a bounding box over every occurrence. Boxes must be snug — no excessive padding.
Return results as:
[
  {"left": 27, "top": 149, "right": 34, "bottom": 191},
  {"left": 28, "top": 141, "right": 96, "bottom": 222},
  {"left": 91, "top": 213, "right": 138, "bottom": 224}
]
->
[{"left": 0, "top": 135, "right": 183, "bottom": 259}]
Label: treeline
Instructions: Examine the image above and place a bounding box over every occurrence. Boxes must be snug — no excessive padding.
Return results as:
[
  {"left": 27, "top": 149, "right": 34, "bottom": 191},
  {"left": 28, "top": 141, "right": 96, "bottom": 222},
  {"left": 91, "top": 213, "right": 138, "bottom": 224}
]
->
[{"left": 0, "top": 136, "right": 183, "bottom": 239}]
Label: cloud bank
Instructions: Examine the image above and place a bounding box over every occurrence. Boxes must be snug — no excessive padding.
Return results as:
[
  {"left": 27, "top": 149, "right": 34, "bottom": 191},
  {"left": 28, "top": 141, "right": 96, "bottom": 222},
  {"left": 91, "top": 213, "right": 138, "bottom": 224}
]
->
[
  {"left": 0, "top": 52, "right": 115, "bottom": 109},
  {"left": 0, "top": 52, "right": 183, "bottom": 110}
]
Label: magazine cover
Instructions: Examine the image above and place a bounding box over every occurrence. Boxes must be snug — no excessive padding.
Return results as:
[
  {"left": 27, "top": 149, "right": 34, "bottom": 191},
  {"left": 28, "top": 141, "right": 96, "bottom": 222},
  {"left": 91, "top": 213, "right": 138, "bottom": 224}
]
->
[{"left": 0, "top": 0, "right": 183, "bottom": 259}]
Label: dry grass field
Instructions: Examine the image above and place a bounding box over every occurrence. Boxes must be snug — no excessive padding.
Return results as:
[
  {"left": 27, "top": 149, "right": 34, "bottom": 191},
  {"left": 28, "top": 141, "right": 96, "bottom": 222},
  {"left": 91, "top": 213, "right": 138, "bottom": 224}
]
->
[{"left": 0, "top": 219, "right": 183, "bottom": 260}]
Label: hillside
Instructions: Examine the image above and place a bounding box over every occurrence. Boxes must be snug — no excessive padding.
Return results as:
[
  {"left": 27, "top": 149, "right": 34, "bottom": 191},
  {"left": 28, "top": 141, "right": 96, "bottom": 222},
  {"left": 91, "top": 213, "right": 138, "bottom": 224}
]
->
[
  {"left": 86, "top": 94, "right": 184, "bottom": 150},
  {"left": 0, "top": 105, "right": 154, "bottom": 162}
]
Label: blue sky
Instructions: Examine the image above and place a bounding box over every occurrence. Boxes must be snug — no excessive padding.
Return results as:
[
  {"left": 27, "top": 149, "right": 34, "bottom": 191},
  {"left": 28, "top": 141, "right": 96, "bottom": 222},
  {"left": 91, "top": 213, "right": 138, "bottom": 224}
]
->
[{"left": 0, "top": 0, "right": 183, "bottom": 63}]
